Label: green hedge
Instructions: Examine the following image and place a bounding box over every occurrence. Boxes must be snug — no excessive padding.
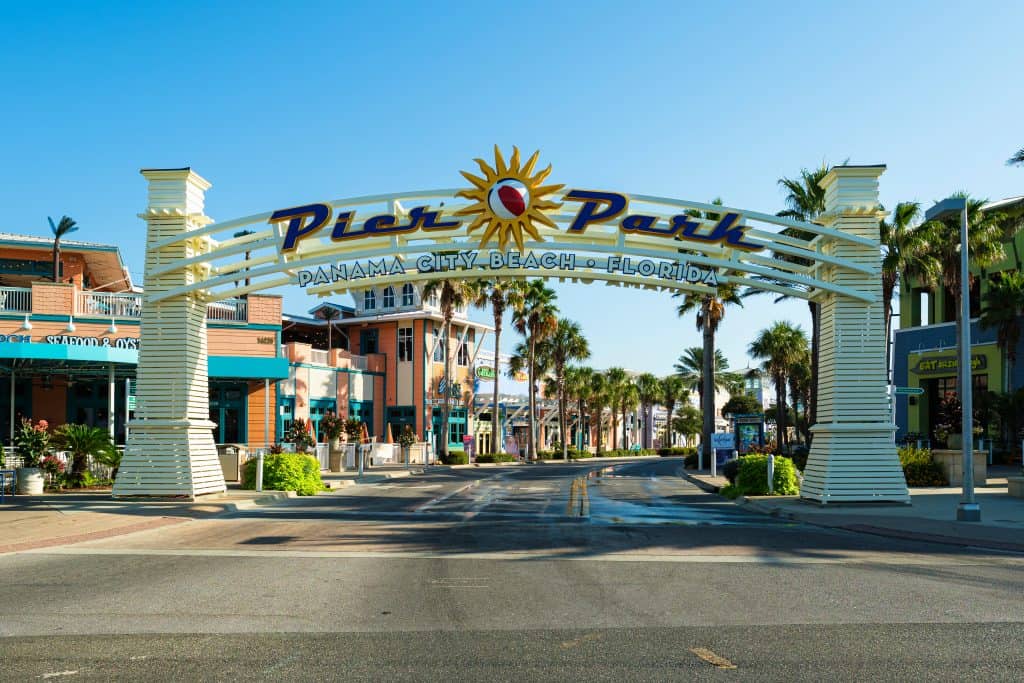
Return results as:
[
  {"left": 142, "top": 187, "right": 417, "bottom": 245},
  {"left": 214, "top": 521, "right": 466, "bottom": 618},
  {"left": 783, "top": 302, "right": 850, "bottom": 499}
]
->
[
  {"left": 442, "top": 450, "right": 469, "bottom": 465},
  {"left": 657, "top": 446, "right": 696, "bottom": 457},
  {"left": 898, "top": 446, "right": 948, "bottom": 486},
  {"left": 721, "top": 455, "right": 800, "bottom": 497},
  {"left": 242, "top": 453, "right": 325, "bottom": 496},
  {"left": 475, "top": 452, "right": 517, "bottom": 463}
]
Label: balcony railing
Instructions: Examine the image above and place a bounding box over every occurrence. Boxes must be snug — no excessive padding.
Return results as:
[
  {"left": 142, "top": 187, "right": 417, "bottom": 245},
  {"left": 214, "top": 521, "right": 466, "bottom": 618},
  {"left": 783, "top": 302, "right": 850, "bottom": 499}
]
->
[
  {"left": 77, "top": 291, "right": 143, "bottom": 319},
  {"left": 310, "top": 349, "right": 330, "bottom": 365},
  {"left": 0, "top": 286, "right": 32, "bottom": 313},
  {"left": 206, "top": 298, "right": 247, "bottom": 323}
]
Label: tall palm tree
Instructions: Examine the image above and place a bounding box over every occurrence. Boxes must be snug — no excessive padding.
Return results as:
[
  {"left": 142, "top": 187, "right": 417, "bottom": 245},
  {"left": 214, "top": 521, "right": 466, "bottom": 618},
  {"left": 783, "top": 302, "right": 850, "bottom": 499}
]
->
[
  {"left": 748, "top": 321, "right": 808, "bottom": 449},
  {"left": 660, "top": 375, "right": 686, "bottom": 449},
  {"left": 547, "top": 319, "right": 591, "bottom": 459},
  {"left": 1009, "top": 148, "right": 1024, "bottom": 166},
  {"left": 604, "top": 367, "right": 629, "bottom": 450},
  {"left": 880, "top": 202, "right": 929, "bottom": 380},
  {"left": 565, "top": 366, "right": 594, "bottom": 453},
  {"left": 474, "top": 278, "right": 527, "bottom": 455},
  {"left": 635, "top": 373, "right": 662, "bottom": 450},
  {"left": 981, "top": 270, "right": 1024, "bottom": 389},
  {"left": 423, "top": 278, "right": 479, "bottom": 457},
  {"left": 619, "top": 380, "right": 640, "bottom": 449},
  {"left": 512, "top": 281, "right": 559, "bottom": 459},
  {"left": 47, "top": 216, "right": 79, "bottom": 283},
  {"left": 587, "top": 371, "right": 610, "bottom": 454},
  {"left": 675, "top": 282, "right": 742, "bottom": 466},
  {"left": 918, "top": 195, "right": 1008, "bottom": 400},
  {"left": 786, "top": 347, "right": 812, "bottom": 445}
]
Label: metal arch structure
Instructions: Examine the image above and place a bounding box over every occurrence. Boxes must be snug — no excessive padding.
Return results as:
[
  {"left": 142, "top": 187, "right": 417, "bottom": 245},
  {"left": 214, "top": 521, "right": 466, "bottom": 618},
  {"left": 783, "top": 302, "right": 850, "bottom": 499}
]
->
[{"left": 113, "top": 162, "right": 910, "bottom": 505}]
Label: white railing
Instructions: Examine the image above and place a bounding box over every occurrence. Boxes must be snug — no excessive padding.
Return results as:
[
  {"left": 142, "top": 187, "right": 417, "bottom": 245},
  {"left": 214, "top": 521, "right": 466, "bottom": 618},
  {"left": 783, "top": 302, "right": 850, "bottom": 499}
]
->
[
  {"left": 77, "top": 291, "right": 142, "bottom": 319},
  {"left": 207, "top": 298, "right": 248, "bottom": 322},
  {"left": 350, "top": 355, "right": 368, "bottom": 370},
  {"left": 310, "top": 349, "right": 330, "bottom": 365},
  {"left": 0, "top": 287, "right": 32, "bottom": 313}
]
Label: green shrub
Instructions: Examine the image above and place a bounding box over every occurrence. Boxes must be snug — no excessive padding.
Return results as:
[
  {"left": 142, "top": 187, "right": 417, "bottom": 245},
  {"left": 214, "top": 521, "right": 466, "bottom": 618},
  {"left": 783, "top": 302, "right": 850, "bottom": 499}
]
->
[
  {"left": 721, "top": 457, "right": 742, "bottom": 485},
  {"left": 242, "top": 453, "right": 325, "bottom": 495},
  {"left": 898, "top": 446, "right": 948, "bottom": 486},
  {"left": 683, "top": 452, "right": 699, "bottom": 468},
  {"left": 658, "top": 446, "right": 696, "bottom": 457},
  {"left": 788, "top": 445, "right": 809, "bottom": 472},
  {"left": 442, "top": 450, "right": 469, "bottom": 465},
  {"left": 733, "top": 455, "right": 800, "bottom": 496},
  {"left": 719, "top": 484, "right": 742, "bottom": 499},
  {"left": 475, "top": 452, "right": 516, "bottom": 463}
]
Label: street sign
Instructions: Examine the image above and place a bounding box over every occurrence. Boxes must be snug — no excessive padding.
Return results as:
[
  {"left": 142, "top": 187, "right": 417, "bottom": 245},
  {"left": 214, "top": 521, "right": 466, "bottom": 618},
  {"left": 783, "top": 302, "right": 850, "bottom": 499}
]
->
[{"left": 894, "top": 386, "right": 924, "bottom": 396}]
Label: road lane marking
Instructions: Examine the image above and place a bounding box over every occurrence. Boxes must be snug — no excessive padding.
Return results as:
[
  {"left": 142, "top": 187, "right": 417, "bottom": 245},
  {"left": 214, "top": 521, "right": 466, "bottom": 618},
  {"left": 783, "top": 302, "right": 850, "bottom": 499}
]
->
[
  {"left": 13, "top": 546, "right": 1021, "bottom": 566},
  {"left": 690, "top": 647, "right": 737, "bottom": 669},
  {"left": 414, "top": 472, "right": 509, "bottom": 512},
  {"left": 560, "top": 632, "right": 603, "bottom": 648}
]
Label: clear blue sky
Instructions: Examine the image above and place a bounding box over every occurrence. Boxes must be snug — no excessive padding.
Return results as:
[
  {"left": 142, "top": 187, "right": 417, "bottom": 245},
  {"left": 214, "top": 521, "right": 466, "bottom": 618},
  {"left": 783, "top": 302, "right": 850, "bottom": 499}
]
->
[{"left": 2, "top": 0, "right": 1022, "bottom": 375}]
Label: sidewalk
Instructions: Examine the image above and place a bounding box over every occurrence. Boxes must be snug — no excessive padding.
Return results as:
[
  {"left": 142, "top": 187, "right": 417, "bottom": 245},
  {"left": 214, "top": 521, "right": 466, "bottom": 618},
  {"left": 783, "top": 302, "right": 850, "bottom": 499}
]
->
[{"left": 682, "top": 468, "right": 1024, "bottom": 553}]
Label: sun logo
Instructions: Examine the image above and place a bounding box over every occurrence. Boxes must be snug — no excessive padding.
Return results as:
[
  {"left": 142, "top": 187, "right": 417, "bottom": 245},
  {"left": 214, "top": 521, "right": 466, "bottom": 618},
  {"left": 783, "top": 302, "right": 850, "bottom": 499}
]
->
[{"left": 456, "top": 145, "right": 563, "bottom": 251}]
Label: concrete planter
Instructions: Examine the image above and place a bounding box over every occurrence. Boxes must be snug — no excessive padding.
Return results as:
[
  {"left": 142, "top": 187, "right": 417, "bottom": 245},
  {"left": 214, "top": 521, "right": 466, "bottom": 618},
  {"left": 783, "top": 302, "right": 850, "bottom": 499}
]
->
[
  {"left": 16, "top": 467, "right": 44, "bottom": 495},
  {"left": 1007, "top": 476, "right": 1024, "bottom": 498},
  {"left": 931, "top": 449, "right": 987, "bottom": 487},
  {"left": 328, "top": 439, "right": 343, "bottom": 472}
]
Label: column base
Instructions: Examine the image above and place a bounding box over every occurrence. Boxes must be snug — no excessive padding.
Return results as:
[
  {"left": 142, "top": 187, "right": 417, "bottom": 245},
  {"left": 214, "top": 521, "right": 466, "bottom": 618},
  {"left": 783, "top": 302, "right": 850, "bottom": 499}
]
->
[
  {"left": 113, "top": 419, "right": 226, "bottom": 498},
  {"left": 956, "top": 503, "right": 981, "bottom": 522},
  {"left": 799, "top": 422, "right": 910, "bottom": 505}
]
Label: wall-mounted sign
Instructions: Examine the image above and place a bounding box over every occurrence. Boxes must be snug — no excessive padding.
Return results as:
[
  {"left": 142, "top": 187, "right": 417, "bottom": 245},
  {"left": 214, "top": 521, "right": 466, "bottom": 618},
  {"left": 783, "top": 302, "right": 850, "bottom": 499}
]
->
[
  {"left": 911, "top": 354, "right": 986, "bottom": 376},
  {"left": 0, "top": 334, "right": 32, "bottom": 343},
  {"left": 43, "top": 335, "right": 139, "bottom": 349},
  {"left": 475, "top": 366, "right": 496, "bottom": 380}
]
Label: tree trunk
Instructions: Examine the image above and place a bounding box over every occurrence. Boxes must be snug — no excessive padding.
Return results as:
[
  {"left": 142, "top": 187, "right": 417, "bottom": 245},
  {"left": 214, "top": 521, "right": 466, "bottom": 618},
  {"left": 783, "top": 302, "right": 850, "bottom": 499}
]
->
[
  {"left": 440, "top": 318, "right": 453, "bottom": 458},
  {"left": 527, "top": 337, "right": 536, "bottom": 460},
  {"left": 558, "top": 367, "right": 568, "bottom": 460},
  {"left": 491, "top": 318, "right": 502, "bottom": 456},
  {"left": 621, "top": 404, "right": 627, "bottom": 450},
  {"left": 776, "top": 373, "right": 787, "bottom": 449},
  {"left": 611, "top": 404, "right": 618, "bottom": 452},
  {"left": 701, "top": 319, "right": 715, "bottom": 469},
  {"left": 665, "top": 403, "right": 674, "bottom": 449},
  {"left": 52, "top": 242, "right": 61, "bottom": 283},
  {"left": 808, "top": 301, "right": 819, "bottom": 439}
]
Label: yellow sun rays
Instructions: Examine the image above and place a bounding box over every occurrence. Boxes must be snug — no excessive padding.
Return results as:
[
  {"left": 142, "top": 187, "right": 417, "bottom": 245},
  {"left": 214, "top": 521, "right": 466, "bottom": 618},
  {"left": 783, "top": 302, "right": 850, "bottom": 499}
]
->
[{"left": 455, "top": 145, "right": 564, "bottom": 251}]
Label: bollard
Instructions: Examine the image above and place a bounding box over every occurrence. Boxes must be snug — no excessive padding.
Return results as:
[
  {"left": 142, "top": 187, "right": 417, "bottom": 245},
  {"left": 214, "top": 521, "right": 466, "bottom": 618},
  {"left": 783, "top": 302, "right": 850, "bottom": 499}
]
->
[
  {"left": 256, "top": 450, "right": 264, "bottom": 492},
  {"left": 358, "top": 446, "right": 365, "bottom": 478},
  {"left": 711, "top": 447, "right": 717, "bottom": 478},
  {"left": 767, "top": 454, "right": 775, "bottom": 495}
]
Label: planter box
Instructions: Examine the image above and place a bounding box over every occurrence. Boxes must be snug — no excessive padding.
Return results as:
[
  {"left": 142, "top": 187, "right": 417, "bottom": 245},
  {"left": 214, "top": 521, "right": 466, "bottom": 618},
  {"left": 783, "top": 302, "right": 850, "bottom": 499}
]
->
[
  {"left": 1008, "top": 477, "right": 1024, "bottom": 498},
  {"left": 931, "top": 449, "right": 987, "bottom": 487}
]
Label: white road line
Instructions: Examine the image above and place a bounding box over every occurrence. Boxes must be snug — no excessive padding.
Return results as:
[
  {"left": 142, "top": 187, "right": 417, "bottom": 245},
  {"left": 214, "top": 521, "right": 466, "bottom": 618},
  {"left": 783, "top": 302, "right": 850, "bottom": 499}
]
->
[
  {"left": 414, "top": 472, "right": 508, "bottom": 512},
  {"left": 11, "top": 546, "right": 1022, "bottom": 566}
]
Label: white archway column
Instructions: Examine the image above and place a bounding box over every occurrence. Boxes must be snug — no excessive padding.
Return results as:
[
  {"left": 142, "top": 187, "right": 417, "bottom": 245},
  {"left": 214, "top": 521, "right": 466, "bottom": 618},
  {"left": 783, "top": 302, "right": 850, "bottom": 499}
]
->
[
  {"left": 801, "top": 165, "right": 909, "bottom": 504},
  {"left": 113, "top": 168, "right": 225, "bottom": 498}
]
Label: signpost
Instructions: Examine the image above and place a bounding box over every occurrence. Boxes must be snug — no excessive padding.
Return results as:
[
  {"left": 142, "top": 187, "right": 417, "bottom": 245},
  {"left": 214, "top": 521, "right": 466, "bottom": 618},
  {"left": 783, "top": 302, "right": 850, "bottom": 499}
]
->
[{"left": 894, "top": 387, "right": 924, "bottom": 396}]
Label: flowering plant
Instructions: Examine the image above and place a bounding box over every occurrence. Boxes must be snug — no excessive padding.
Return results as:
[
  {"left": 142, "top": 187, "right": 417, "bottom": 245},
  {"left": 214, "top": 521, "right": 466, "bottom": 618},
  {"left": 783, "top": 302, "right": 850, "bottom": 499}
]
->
[
  {"left": 14, "top": 418, "right": 50, "bottom": 468},
  {"left": 398, "top": 425, "right": 417, "bottom": 449},
  {"left": 319, "top": 411, "right": 345, "bottom": 441},
  {"left": 40, "top": 454, "right": 66, "bottom": 479}
]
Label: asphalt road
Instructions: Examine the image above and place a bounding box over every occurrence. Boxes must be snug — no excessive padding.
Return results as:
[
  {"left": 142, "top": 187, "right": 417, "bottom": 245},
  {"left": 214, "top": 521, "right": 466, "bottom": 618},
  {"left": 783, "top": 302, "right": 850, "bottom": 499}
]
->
[{"left": 2, "top": 458, "right": 1022, "bottom": 681}]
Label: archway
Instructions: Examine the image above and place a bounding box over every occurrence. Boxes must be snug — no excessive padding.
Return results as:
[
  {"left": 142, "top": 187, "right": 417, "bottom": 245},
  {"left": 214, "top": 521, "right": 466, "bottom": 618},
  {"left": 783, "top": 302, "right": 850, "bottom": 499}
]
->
[{"left": 113, "top": 149, "right": 909, "bottom": 504}]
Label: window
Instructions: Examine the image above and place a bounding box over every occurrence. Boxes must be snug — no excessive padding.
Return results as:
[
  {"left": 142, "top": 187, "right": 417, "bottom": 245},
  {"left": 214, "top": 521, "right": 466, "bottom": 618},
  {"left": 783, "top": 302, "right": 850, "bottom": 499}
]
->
[
  {"left": 382, "top": 286, "right": 395, "bottom": 309},
  {"left": 398, "top": 327, "right": 413, "bottom": 362},
  {"left": 427, "top": 292, "right": 439, "bottom": 308},
  {"left": 360, "top": 329, "right": 379, "bottom": 355},
  {"left": 364, "top": 289, "right": 376, "bottom": 311},
  {"left": 457, "top": 335, "right": 470, "bottom": 366},
  {"left": 433, "top": 326, "right": 445, "bottom": 362},
  {"left": 402, "top": 283, "right": 414, "bottom": 306}
]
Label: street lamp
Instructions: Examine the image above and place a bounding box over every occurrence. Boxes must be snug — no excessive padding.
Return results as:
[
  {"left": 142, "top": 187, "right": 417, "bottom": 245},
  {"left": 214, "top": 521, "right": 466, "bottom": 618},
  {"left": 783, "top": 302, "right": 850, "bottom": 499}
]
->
[{"left": 924, "top": 197, "right": 980, "bottom": 522}]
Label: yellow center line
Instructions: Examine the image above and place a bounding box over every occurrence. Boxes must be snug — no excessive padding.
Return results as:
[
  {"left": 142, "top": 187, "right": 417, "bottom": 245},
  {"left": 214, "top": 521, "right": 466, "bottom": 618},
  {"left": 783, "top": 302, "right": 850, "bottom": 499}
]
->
[{"left": 689, "top": 647, "right": 737, "bottom": 669}]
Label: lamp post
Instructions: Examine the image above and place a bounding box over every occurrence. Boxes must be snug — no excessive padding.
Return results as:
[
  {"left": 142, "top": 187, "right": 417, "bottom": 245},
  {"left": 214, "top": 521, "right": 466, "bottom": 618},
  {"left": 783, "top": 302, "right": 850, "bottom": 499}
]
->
[{"left": 925, "top": 197, "right": 980, "bottom": 522}]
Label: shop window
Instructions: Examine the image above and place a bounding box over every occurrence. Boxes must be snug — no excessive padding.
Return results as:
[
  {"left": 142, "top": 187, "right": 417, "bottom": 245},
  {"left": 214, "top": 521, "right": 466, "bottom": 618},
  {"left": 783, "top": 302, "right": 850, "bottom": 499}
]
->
[
  {"left": 364, "top": 290, "right": 376, "bottom": 311},
  {"left": 382, "top": 286, "right": 395, "bottom": 309},
  {"left": 360, "top": 329, "right": 379, "bottom": 355},
  {"left": 457, "top": 337, "right": 470, "bottom": 366},
  {"left": 402, "top": 283, "right": 414, "bottom": 306},
  {"left": 398, "top": 327, "right": 413, "bottom": 362}
]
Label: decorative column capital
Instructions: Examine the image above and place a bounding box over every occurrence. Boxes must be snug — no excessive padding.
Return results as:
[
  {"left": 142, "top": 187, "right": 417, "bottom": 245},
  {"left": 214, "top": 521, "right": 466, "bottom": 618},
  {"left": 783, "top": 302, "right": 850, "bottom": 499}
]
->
[
  {"left": 140, "top": 167, "right": 212, "bottom": 217},
  {"left": 817, "top": 164, "right": 887, "bottom": 226}
]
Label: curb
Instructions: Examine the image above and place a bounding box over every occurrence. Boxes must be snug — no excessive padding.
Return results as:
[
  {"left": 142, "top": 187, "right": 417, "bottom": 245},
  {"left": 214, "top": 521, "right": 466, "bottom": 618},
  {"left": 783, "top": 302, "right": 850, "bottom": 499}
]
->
[{"left": 679, "top": 469, "right": 722, "bottom": 493}]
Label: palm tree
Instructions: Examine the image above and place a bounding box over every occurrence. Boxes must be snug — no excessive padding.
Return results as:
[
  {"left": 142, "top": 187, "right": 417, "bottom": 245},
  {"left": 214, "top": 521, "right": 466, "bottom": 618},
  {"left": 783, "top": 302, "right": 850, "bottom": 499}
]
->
[
  {"left": 512, "top": 281, "right": 559, "bottom": 459},
  {"left": 47, "top": 216, "right": 79, "bottom": 283},
  {"left": 786, "top": 347, "right": 812, "bottom": 445},
  {"left": 474, "top": 279, "right": 527, "bottom": 455},
  {"left": 673, "top": 347, "right": 740, "bottom": 404},
  {"left": 547, "top": 319, "right": 591, "bottom": 459},
  {"left": 423, "top": 278, "right": 480, "bottom": 457},
  {"left": 748, "top": 322, "right": 808, "bottom": 449},
  {"left": 1009, "top": 148, "right": 1024, "bottom": 166},
  {"left": 586, "top": 370, "right": 610, "bottom": 454},
  {"left": 981, "top": 270, "right": 1024, "bottom": 389},
  {"left": 53, "top": 423, "right": 116, "bottom": 485},
  {"left": 620, "top": 380, "right": 640, "bottom": 449},
  {"left": 918, "top": 194, "right": 1008, "bottom": 400},
  {"left": 675, "top": 282, "right": 742, "bottom": 466},
  {"left": 635, "top": 373, "right": 662, "bottom": 450},
  {"left": 880, "top": 202, "right": 927, "bottom": 381},
  {"left": 660, "top": 375, "right": 686, "bottom": 449},
  {"left": 565, "top": 366, "right": 594, "bottom": 453},
  {"left": 603, "top": 367, "right": 629, "bottom": 450}
]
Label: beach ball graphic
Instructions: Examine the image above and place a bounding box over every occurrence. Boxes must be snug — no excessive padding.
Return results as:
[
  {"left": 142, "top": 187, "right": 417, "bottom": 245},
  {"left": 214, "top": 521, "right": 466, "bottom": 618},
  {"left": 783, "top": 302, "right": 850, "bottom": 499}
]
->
[{"left": 488, "top": 179, "right": 529, "bottom": 219}]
